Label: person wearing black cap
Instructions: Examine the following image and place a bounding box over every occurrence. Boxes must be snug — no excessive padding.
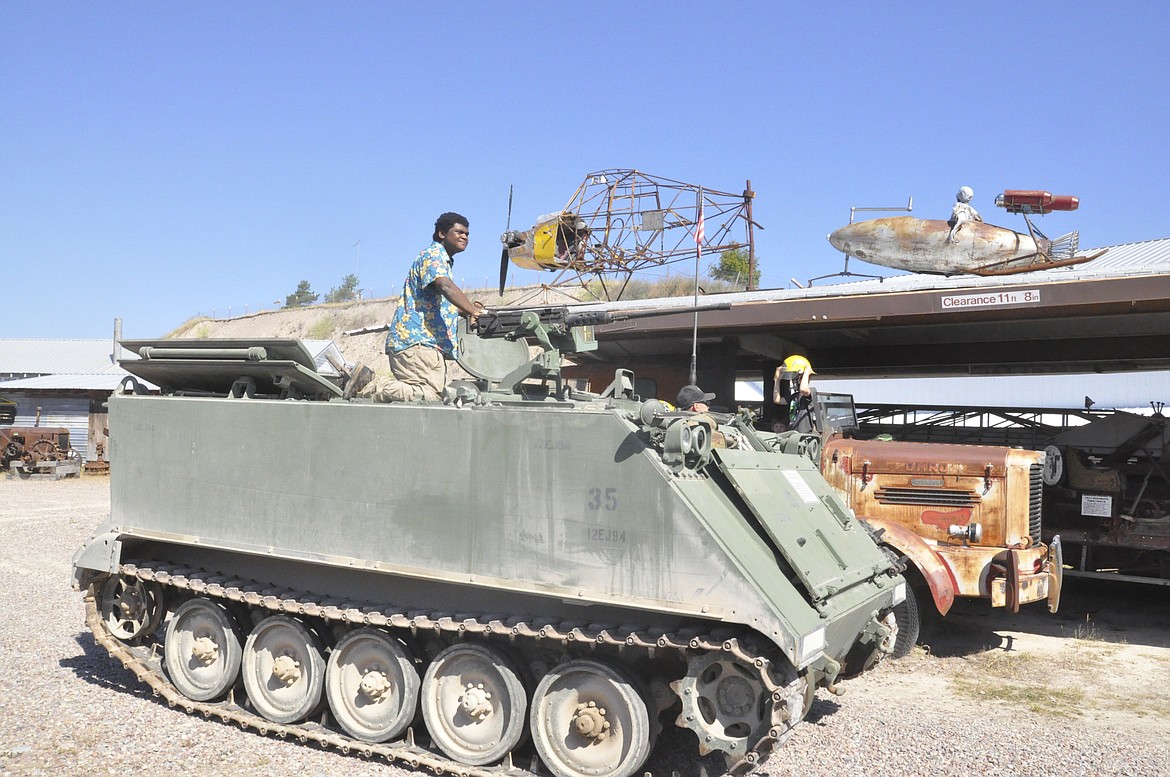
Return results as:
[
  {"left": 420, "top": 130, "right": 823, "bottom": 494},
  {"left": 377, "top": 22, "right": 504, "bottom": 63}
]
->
[{"left": 676, "top": 384, "right": 715, "bottom": 413}]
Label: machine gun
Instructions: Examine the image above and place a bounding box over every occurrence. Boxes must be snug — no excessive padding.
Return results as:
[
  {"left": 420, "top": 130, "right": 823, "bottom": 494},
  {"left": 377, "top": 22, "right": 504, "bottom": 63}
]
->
[
  {"left": 474, "top": 301, "right": 729, "bottom": 350},
  {"left": 456, "top": 302, "right": 732, "bottom": 400}
]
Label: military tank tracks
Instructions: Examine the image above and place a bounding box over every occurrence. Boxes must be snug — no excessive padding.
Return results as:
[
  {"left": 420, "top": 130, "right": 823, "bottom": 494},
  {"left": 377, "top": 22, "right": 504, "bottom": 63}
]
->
[{"left": 86, "top": 560, "right": 811, "bottom": 777}]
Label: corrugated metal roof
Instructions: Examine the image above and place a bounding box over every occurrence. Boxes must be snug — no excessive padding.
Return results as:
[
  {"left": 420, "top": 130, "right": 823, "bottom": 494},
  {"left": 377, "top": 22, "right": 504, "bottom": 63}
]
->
[
  {"left": 0, "top": 339, "right": 132, "bottom": 376},
  {"left": 0, "top": 373, "right": 140, "bottom": 391},
  {"left": 1070, "top": 236, "right": 1170, "bottom": 273},
  {"left": 587, "top": 235, "right": 1170, "bottom": 312},
  {"left": 0, "top": 339, "right": 347, "bottom": 391}
]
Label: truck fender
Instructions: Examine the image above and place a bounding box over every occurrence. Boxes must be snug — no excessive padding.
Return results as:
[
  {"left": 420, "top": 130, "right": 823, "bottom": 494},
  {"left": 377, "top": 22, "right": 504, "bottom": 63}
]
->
[{"left": 860, "top": 518, "right": 956, "bottom": 616}]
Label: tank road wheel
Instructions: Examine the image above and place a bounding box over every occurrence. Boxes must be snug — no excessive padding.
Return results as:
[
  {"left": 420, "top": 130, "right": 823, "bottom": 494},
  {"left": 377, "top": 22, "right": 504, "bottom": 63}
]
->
[
  {"left": 672, "top": 651, "right": 770, "bottom": 759},
  {"left": 530, "top": 658, "right": 652, "bottom": 777},
  {"left": 420, "top": 643, "right": 527, "bottom": 766},
  {"left": 99, "top": 574, "right": 164, "bottom": 643},
  {"left": 163, "top": 597, "right": 243, "bottom": 701},
  {"left": 242, "top": 615, "right": 326, "bottom": 724},
  {"left": 326, "top": 628, "right": 420, "bottom": 743}
]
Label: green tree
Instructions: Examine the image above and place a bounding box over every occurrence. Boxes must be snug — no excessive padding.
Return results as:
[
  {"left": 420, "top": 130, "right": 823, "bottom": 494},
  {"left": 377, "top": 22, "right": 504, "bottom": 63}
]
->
[
  {"left": 284, "top": 280, "right": 319, "bottom": 308},
  {"left": 709, "top": 243, "right": 761, "bottom": 289},
  {"left": 325, "top": 273, "right": 361, "bottom": 303}
]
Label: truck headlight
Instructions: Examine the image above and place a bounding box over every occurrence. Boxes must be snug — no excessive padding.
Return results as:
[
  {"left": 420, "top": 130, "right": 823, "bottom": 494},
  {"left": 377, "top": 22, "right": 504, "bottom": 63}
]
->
[{"left": 947, "top": 522, "right": 983, "bottom": 543}]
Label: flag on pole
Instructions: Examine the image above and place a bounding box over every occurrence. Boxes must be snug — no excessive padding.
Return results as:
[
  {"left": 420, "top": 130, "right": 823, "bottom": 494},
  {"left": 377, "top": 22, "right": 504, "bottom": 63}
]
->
[{"left": 694, "top": 202, "right": 705, "bottom": 247}]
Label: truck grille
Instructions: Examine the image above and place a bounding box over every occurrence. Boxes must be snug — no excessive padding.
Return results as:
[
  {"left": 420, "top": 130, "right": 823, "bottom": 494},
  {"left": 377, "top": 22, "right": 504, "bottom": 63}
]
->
[
  {"left": 874, "top": 487, "right": 980, "bottom": 507},
  {"left": 1029, "top": 463, "right": 1043, "bottom": 546}
]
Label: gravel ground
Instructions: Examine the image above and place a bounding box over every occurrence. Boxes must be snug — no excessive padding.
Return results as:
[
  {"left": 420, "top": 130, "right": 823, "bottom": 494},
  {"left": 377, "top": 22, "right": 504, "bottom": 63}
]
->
[{"left": 1, "top": 477, "right": 1167, "bottom": 777}]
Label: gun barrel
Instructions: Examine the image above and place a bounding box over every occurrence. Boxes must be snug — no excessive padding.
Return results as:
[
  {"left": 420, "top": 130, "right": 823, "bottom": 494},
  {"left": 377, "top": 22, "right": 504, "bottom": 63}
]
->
[
  {"left": 342, "top": 324, "right": 391, "bottom": 337},
  {"left": 564, "top": 302, "right": 732, "bottom": 327},
  {"left": 474, "top": 301, "right": 732, "bottom": 339}
]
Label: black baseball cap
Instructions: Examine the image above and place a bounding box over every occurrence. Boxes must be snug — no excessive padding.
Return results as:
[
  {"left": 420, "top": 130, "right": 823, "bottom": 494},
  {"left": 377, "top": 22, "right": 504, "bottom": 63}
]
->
[{"left": 677, "top": 385, "right": 715, "bottom": 407}]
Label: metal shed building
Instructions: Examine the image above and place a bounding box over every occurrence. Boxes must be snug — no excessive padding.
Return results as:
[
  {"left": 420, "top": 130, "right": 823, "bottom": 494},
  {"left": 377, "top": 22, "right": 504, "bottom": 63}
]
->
[
  {"left": 0, "top": 338, "right": 133, "bottom": 462},
  {"left": 0, "top": 337, "right": 352, "bottom": 464}
]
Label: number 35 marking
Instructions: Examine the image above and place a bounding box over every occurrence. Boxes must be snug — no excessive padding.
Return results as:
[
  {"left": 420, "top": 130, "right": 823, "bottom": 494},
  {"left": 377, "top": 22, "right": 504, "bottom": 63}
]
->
[{"left": 587, "top": 487, "right": 618, "bottom": 511}]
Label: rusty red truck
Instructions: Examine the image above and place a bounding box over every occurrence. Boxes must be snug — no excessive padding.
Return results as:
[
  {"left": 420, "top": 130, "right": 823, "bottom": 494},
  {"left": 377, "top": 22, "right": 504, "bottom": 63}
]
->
[{"left": 811, "top": 391, "right": 1062, "bottom": 656}]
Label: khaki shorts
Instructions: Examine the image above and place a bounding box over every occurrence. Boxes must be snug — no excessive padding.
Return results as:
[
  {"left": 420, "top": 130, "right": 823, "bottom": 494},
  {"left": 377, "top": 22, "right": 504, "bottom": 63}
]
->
[{"left": 365, "top": 345, "right": 446, "bottom": 402}]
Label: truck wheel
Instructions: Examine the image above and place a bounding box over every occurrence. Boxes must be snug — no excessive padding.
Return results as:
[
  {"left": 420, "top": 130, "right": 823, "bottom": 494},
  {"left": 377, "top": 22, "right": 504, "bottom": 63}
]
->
[{"left": 890, "top": 585, "right": 920, "bottom": 659}]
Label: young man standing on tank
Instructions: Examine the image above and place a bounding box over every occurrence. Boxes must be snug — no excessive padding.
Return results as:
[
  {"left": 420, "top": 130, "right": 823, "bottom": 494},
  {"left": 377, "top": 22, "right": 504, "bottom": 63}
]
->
[{"left": 364, "top": 212, "right": 481, "bottom": 402}]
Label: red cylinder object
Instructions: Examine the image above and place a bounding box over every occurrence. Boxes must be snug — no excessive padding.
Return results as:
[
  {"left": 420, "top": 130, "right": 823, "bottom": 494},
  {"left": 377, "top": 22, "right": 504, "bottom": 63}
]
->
[{"left": 996, "top": 190, "right": 1079, "bottom": 214}]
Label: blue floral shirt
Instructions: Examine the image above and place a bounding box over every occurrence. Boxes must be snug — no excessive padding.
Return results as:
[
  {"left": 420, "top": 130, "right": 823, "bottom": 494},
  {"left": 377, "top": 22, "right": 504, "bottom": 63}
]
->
[{"left": 386, "top": 241, "right": 460, "bottom": 357}]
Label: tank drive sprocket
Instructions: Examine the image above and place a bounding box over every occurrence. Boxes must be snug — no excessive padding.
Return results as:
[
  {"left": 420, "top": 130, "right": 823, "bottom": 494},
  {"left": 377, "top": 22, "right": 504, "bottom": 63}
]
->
[{"left": 671, "top": 649, "right": 809, "bottom": 769}]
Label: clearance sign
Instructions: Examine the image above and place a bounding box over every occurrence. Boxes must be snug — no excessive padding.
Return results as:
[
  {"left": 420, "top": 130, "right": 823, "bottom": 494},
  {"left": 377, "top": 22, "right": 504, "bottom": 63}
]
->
[{"left": 939, "top": 289, "right": 1042, "bottom": 309}]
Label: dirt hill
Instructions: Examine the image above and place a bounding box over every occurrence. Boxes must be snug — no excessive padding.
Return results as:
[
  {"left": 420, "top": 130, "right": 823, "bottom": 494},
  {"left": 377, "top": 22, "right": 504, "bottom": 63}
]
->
[{"left": 165, "top": 285, "right": 585, "bottom": 377}]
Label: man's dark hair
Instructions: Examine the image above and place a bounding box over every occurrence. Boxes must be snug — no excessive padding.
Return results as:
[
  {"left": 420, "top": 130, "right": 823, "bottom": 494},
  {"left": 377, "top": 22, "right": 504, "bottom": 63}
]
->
[{"left": 433, "top": 212, "right": 469, "bottom": 241}]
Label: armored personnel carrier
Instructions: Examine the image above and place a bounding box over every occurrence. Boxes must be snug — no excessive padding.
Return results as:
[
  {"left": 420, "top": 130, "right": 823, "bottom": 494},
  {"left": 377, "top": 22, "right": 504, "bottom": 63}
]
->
[{"left": 73, "top": 306, "right": 905, "bottom": 777}]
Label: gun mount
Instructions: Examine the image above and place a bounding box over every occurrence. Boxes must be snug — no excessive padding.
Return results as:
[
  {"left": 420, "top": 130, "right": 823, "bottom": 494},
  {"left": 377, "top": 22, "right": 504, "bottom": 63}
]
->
[{"left": 456, "top": 301, "right": 731, "bottom": 400}]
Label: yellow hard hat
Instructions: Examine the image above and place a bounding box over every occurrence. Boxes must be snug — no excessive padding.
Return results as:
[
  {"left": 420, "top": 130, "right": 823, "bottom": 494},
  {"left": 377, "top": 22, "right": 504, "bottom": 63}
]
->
[{"left": 782, "top": 355, "right": 814, "bottom": 374}]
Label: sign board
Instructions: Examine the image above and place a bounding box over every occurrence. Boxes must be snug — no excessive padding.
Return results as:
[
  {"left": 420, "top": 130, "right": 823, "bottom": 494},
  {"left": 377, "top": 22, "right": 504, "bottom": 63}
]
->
[
  {"left": 940, "top": 289, "right": 1042, "bottom": 310},
  {"left": 1081, "top": 494, "right": 1113, "bottom": 518}
]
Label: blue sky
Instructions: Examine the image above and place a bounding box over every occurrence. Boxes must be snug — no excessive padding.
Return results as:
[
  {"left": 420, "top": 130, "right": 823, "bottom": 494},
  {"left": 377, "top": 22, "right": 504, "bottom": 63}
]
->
[{"left": 3, "top": 3, "right": 1168, "bottom": 339}]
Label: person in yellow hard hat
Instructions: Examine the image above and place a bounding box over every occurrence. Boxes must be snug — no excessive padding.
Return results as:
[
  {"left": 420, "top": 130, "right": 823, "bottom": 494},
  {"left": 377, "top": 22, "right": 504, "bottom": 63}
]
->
[{"left": 773, "top": 355, "right": 816, "bottom": 432}]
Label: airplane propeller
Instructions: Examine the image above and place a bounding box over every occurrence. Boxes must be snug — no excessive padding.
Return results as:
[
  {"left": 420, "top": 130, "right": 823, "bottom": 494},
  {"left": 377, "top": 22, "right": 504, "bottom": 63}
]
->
[{"left": 498, "top": 185, "right": 513, "bottom": 297}]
